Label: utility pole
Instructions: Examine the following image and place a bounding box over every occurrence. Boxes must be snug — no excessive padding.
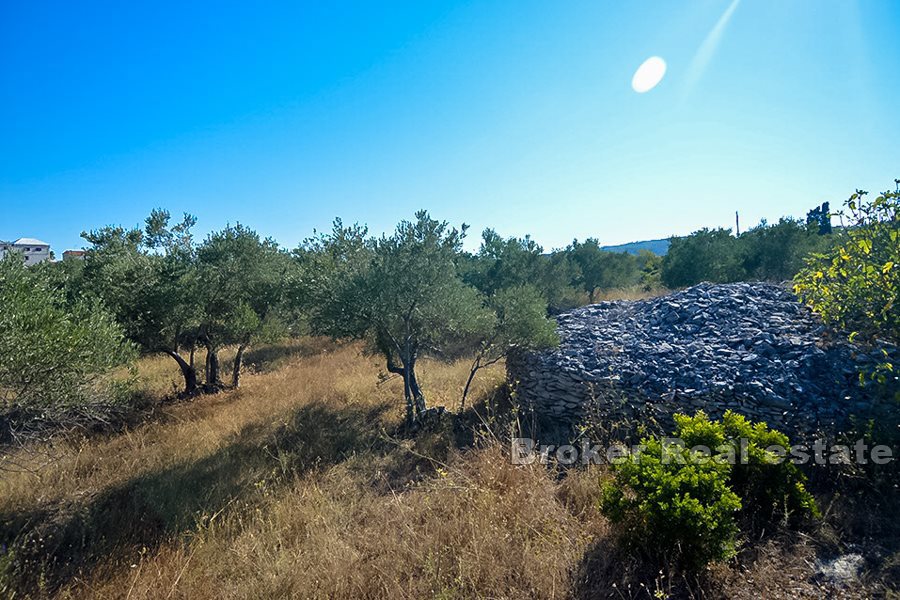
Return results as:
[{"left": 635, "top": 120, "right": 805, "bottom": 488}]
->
[{"left": 735, "top": 211, "right": 740, "bottom": 236}]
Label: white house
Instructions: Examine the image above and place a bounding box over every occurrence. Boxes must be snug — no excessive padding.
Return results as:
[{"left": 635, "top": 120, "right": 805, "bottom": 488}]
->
[{"left": 0, "top": 238, "right": 52, "bottom": 265}]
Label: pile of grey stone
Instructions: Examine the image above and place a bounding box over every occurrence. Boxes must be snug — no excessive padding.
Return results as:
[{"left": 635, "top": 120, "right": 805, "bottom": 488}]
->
[{"left": 508, "top": 282, "right": 895, "bottom": 435}]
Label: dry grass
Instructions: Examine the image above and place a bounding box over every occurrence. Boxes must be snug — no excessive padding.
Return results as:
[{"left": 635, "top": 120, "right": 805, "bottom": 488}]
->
[
  {"left": 69, "top": 446, "right": 602, "bottom": 600},
  {"left": 4, "top": 338, "right": 583, "bottom": 599},
  {"left": 0, "top": 337, "right": 895, "bottom": 599}
]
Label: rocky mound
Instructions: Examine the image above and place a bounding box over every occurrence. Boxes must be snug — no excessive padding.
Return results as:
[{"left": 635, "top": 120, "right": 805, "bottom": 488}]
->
[{"left": 508, "top": 282, "right": 894, "bottom": 434}]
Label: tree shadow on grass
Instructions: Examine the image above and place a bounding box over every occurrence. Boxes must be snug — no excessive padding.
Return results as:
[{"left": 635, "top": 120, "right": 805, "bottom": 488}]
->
[
  {"left": 0, "top": 397, "right": 392, "bottom": 596},
  {"left": 571, "top": 536, "right": 716, "bottom": 600},
  {"left": 242, "top": 338, "right": 341, "bottom": 374}
]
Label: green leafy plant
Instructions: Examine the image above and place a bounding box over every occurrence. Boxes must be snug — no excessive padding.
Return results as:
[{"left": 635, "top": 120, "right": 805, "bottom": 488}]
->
[
  {"left": 460, "top": 284, "right": 558, "bottom": 409},
  {"left": 567, "top": 238, "right": 640, "bottom": 302},
  {"left": 600, "top": 429, "right": 742, "bottom": 567},
  {"left": 675, "top": 411, "right": 819, "bottom": 521},
  {"left": 600, "top": 410, "right": 818, "bottom": 568},
  {"left": 794, "top": 181, "right": 900, "bottom": 384},
  {"left": 0, "top": 255, "right": 135, "bottom": 413}
]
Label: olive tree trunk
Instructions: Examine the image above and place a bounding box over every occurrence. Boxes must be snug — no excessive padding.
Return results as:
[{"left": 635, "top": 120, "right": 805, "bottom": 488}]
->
[
  {"left": 232, "top": 343, "right": 248, "bottom": 388},
  {"left": 205, "top": 344, "right": 222, "bottom": 390},
  {"left": 164, "top": 350, "right": 198, "bottom": 395}
]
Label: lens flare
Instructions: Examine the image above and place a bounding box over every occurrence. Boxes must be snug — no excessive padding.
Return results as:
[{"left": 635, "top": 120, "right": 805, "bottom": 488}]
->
[{"left": 631, "top": 56, "right": 667, "bottom": 93}]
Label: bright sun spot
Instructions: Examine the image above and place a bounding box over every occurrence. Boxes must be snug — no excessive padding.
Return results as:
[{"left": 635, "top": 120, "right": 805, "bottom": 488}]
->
[{"left": 632, "top": 56, "right": 667, "bottom": 93}]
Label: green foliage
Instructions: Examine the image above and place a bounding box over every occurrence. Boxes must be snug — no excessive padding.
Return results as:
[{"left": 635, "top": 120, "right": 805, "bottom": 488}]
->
[
  {"left": 363, "top": 212, "right": 490, "bottom": 357},
  {"left": 292, "top": 218, "right": 374, "bottom": 338},
  {"left": 794, "top": 183, "right": 900, "bottom": 382},
  {"left": 0, "top": 255, "right": 135, "bottom": 410},
  {"left": 196, "top": 224, "right": 292, "bottom": 349},
  {"left": 78, "top": 212, "right": 202, "bottom": 393},
  {"left": 637, "top": 249, "right": 663, "bottom": 291},
  {"left": 600, "top": 431, "right": 742, "bottom": 567},
  {"left": 80, "top": 211, "right": 199, "bottom": 355},
  {"left": 674, "top": 411, "right": 819, "bottom": 521},
  {"left": 740, "top": 217, "right": 832, "bottom": 281},
  {"left": 460, "top": 284, "right": 558, "bottom": 407},
  {"left": 806, "top": 202, "right": 833, "bottom": 235},
  {"left": 600, "top": 410, "right": 818, "bottom": 568},
  {"left": 463, "top": 229, "right": 581, "bottom": 312},
  {"left": 300, "top": 214, "right": 564, "bottom": 419},
  {"left": 80, "top": 211, "right": 294, "bottom": 391},
  {"left": 488, "top": 285, "right": 559, "bottom": 351},
  {"left": 302, "top": 211, "right": 492, "bottom": 424},
  {"left": 567, "top": 238, "right": 640, "bottom": 302},
  {"left": 662, "top": 219, "right": 834, "bottom": 288},
  {"left": 661, "top": 228, "right": 744, "bottom": 288}
]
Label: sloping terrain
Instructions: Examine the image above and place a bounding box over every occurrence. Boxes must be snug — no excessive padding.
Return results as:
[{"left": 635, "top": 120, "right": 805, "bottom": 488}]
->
[{"left": 0, "top": 339, "right": 894, "bottom": 599}]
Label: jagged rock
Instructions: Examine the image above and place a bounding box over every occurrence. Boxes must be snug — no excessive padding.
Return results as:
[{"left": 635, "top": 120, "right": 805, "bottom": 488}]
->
[{"left": 508, "top": 282, "right": 897, "bottom": 435}]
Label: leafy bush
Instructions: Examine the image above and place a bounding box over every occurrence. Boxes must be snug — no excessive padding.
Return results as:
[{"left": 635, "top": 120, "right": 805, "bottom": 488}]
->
[
  {"left": 567, "top": 239, "right": 641, "bottom": 302},
  {"left": 0, "top": 255, "right": 136, "bottom": 430},
  {"left": 661, "top": 228, "right": 744, "bottom": 288},
  {"left": 675, "top": 411, "right": 819, "bottom": 521},
  {"left": 461, "top": 284, "right": 558, "bottom": 408},
  {"left": 794, "top": 182, "right": 900, "bottom": 383},
  {"left": 662, "top": 219, "right": 832, "bottom": 289},
  {"left": 600, "top": 430, "right": 742, "bottom": 567},
  {"left": 740, "top": 217, "right": 832, "bottom": 281},
  {"left": 600, "top": 410, "right": 818, "bottom": 568}
]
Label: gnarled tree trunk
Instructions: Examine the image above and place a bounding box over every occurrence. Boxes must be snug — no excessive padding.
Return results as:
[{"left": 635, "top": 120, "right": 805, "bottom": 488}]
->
[
  {"left": 205, "top": 344, "right": 221, "bottom": 390},
  {"left": 408, "top": 354, "right": 426, "bottom": 417},
  {"left": 232, "top": 343, "right": 248, "bottom": 388},
  {"left": 382, "top": 335, "right": 427, "bottom": 428},
  {"left": 164, "top": 350, "right": 198, "bottom": 395},
  {"left": 385, "top": 357, "right": 413, "bottom": 427}
]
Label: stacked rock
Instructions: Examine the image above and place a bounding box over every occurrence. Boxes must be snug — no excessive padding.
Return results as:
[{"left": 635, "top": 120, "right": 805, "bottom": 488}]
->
[{"left": 507, "top": 282, "right": 895, "bottom": 435}]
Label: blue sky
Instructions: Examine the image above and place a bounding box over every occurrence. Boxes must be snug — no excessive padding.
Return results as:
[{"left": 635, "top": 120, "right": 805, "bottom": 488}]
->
[{"left": 2, "top": 0, "right": 899, "bottom": 253}]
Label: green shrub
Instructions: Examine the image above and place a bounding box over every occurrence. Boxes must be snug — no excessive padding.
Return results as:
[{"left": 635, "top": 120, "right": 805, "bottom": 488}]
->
[
  {"left": 661, "top": 228, "right": 744, "bottom": 288},
  {"left": 676, "top": 411, "right": 819, "bottom": 521},
  {"left": 794, "top": 182, "right": 900, "bottom": 384},
  {"left": 600, "top": 410, "right": 818, "bottom": 568},
  {"left": 0, "top": 255, "right": 135, "bottom": 411},
  {"left": 600, "top": 433, "right": 742, "bottom": 567}
]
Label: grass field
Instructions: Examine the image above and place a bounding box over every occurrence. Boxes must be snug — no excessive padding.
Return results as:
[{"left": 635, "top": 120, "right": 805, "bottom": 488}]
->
[{"left": 0, "top": 339, "right": 895, "bottom": 599}]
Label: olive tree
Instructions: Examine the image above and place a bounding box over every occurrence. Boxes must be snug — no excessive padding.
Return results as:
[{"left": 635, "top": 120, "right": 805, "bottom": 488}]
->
[
  {"left": 196, "top": 224, "right": 292, "bottom": 389},
  {"left": 463, "top": 229, "right": 580, "bottom": 312},
  {"left": 0, "top": 255, "right": 134, "bottom": 414},
  {"left": 80, "top": 210, "right": 201, "bottom": 395},
  {"left": 567, "top": 238, "right": 639, "bottom": 302},
  {"left": 307, "top": 212, "right": 491, "bottom": 426},
  {"left": 460, "top": 284, "right": 558, "bottom": 409},
  {"left": 661, "top": 228, "right": 744, "bottom": 288}
]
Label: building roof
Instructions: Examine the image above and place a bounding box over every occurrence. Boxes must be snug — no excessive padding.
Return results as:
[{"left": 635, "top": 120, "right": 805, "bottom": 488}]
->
[{"left": 13, "top": 238, "right": 49, "bottom": 246}]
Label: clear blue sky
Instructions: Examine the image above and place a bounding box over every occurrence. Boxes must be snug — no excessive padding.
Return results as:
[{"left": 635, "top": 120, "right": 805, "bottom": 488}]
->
[{"left": 2, "top": 0, "right": 899, "bottom": 253}]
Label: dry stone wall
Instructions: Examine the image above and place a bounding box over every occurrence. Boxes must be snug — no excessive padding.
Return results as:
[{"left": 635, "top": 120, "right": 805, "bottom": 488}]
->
[{"left": 508, "top": 282, "right": 895, "bottom": 436}]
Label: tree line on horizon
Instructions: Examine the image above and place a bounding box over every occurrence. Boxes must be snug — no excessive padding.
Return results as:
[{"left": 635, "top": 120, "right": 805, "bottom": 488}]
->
[{"left": 1, "top": 183, "right": 896, "bottom": 434}]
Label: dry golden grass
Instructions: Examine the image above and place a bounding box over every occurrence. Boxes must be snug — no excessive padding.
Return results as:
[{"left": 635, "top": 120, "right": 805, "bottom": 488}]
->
[
  {"left": 67, "top": 446, "right": 603, "bottom": 600},
  {"left": 4, "top": 338, "right": 594, "bottom": 599},
  {"left": 0, "top": 337, "right": 893, "bottom": 599}
]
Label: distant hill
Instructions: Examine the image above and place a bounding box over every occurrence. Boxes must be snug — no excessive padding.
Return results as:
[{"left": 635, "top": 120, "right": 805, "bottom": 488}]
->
[{"left": 601, "top": 238, "right": 671, "bottom": 255}]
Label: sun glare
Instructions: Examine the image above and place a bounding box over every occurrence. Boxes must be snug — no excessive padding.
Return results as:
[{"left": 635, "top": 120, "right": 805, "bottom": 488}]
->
[{"left": 632, "top": 56, "right": 667, "bottom": 93}]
